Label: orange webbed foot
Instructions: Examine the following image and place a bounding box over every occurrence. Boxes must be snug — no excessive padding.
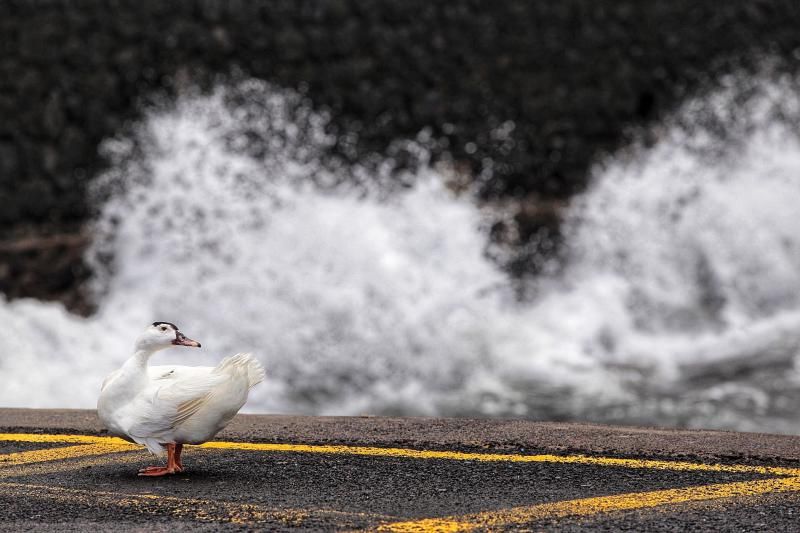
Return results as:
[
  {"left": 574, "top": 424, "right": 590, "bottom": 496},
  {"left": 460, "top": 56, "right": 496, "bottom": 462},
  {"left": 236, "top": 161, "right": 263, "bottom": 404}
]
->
[
  {"left": 137, "top": 443, "right": 183, "bottom": 476},
  {"left": 138, "top": 465, "right": 182, "bottom": 473},
  {"left": 137, "top": 466, "right": 177, "bottom": 477}
]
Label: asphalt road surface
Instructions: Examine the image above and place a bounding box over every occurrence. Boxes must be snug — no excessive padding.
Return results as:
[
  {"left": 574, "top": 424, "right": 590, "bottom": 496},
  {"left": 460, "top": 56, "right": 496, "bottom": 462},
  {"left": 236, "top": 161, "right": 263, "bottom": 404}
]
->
[{"left": 3, "top": 408, "right": 800, "bottom": 531}]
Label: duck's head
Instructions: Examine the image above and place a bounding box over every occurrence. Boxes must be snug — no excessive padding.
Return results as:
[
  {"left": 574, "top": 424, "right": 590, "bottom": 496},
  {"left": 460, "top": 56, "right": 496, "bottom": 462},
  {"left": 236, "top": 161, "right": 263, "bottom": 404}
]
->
[{"left": 134, "top": 322, "right": 202, "bottom": 353}]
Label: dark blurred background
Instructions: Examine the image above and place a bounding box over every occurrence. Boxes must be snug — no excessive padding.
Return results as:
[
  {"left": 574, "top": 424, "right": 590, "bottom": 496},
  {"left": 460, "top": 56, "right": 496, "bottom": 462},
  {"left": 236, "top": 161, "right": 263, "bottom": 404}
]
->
[{"left": 1, "top": 0, "right": 799, "bottom": 314}]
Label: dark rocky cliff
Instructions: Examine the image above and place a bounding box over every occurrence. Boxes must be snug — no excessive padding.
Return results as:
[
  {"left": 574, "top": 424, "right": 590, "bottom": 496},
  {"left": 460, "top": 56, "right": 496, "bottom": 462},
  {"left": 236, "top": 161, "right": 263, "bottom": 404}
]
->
[{"left": 1, "top": 0, "right": 799, "bottom": 311}]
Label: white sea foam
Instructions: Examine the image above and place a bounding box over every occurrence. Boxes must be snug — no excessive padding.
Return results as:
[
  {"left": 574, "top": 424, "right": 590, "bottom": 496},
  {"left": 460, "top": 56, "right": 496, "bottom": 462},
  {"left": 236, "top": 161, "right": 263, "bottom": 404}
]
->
[{"left": 2, "top": 77, "right": 800, "bottom": 432}]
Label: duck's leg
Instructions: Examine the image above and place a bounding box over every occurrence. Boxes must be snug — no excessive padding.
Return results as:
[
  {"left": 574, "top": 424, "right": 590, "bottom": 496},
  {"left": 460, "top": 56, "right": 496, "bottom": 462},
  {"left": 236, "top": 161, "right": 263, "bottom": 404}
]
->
[
  {"left": 138, "top": 443, "right": 179, "bottom": 476},
  {"left": 174, "top": 443, "right": 184, "bottom": 472}
]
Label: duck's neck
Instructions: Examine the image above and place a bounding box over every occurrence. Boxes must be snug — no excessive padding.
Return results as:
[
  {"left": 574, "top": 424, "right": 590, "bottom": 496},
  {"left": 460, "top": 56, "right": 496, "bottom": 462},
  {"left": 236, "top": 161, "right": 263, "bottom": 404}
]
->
[
  {"left": 100, "top": 349, "right": 156, "bottom": 408},
  {"left": 123, "top": 349, "right": 155, "bottom": 374}
]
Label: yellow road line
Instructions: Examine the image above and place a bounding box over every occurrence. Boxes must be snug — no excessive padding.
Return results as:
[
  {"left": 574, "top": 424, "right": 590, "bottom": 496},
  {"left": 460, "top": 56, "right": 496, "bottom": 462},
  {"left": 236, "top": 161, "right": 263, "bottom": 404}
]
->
[
  {"left": 0, "top": 434, "right": 139, "bottom": 478},
  {"left": 2, "top": 432, "right": 798, "bottom": 476},
  {"left": 0, "top": 443, "right": 136, "bottom": 467},
  {"left": 3, "top": 432, "right": 800, "bottom": 529},
  {"left": 199, "top": 441, "right": 800, "bottom": 476},
  {"left": 0, "top": 433, "right": 130, "bottom": 445},
  {"left": 0, "top": 450, "right": 149, "bottom": 480},
  {"left": 378, "top": 476, "right": 800, "bottom": 532}
]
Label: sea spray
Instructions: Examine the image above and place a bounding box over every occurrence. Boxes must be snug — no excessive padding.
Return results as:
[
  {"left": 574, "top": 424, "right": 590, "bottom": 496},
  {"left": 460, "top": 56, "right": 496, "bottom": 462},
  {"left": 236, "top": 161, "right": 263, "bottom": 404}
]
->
[{"left": 2, "top": 76, "right": 800, "bottom": 432}]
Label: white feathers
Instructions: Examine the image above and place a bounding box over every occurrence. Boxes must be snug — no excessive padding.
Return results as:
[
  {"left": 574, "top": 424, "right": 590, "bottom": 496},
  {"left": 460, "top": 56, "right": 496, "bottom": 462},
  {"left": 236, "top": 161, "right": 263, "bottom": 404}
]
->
[
  {"left": 97, "top": 344, "right": 265, "bottom": 455},
  {"left": 215, "top": 353, "right": 266, "bottom": 388}
]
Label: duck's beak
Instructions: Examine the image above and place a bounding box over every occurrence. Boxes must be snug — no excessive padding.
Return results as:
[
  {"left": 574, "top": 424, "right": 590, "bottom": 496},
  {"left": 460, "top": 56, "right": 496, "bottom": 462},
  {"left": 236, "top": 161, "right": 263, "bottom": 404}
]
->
[{"left": 172, "top": 332, "right": 201, "bottom": 348}]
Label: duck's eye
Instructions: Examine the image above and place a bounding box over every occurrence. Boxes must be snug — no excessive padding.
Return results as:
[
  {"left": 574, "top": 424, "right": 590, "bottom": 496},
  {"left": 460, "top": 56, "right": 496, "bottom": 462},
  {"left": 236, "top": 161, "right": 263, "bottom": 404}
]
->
[{"left": 160, "top": 326, "right": 167, "bottom": 332}]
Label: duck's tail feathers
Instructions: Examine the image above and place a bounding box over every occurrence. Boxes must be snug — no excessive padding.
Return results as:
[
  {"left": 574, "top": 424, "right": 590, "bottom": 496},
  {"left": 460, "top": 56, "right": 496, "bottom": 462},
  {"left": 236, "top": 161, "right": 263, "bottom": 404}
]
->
[{"left": 214, "top": 352, "right": 265, "bottom": 389}]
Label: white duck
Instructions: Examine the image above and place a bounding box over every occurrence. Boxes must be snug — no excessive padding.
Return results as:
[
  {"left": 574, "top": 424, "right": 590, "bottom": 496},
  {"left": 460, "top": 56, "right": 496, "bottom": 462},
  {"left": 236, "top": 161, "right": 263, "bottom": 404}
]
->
[{"left": 97, "top": 322, "right": 265, "bottom": 476}]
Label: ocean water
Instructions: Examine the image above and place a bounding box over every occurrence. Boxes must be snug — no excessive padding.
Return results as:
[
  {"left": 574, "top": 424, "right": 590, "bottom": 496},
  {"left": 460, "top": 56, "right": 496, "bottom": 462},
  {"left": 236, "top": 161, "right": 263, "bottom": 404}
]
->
[{"left": 3, "top": 76, "right": 800, "bottom": 433}]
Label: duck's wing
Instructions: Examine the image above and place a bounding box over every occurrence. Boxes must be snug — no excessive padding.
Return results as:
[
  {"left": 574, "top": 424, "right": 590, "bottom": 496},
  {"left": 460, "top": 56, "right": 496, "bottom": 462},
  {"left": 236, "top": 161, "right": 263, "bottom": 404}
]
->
[
  {"left": 148, "top": 365, "right": 215, "bottom": 381},
  {"left": 128, "top": 366, "right": 227, "bottom": 448},
  {"left": 129, "top": 355, "right": 264, "bottom": 453}
]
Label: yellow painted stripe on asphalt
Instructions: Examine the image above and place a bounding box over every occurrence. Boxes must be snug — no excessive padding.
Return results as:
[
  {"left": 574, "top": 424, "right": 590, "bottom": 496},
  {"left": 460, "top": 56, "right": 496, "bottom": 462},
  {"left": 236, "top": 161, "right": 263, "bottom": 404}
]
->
[
  {"left": 0, "top": 433, "right": 137, "bottom": 470},
  {"left": 3, "top": 432, "right": 800, "bottom": 529},
  {"left": 199, "top": 440, "right": 800, "bottom": 476},
  {"left": 1, "top": 432, "right": 799, "bottom": 476},
  {"left": 378, "top": 476, "right": 800, "bottom": 532},
  {"left": 0, "top": 443, "right": 136, "bottom": 467},
  {"left": 0, "top": 450, "right": 149, "bottom": 480},
  {"left": 0, "top": 433, "right": 130, "bottom": 445}
]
